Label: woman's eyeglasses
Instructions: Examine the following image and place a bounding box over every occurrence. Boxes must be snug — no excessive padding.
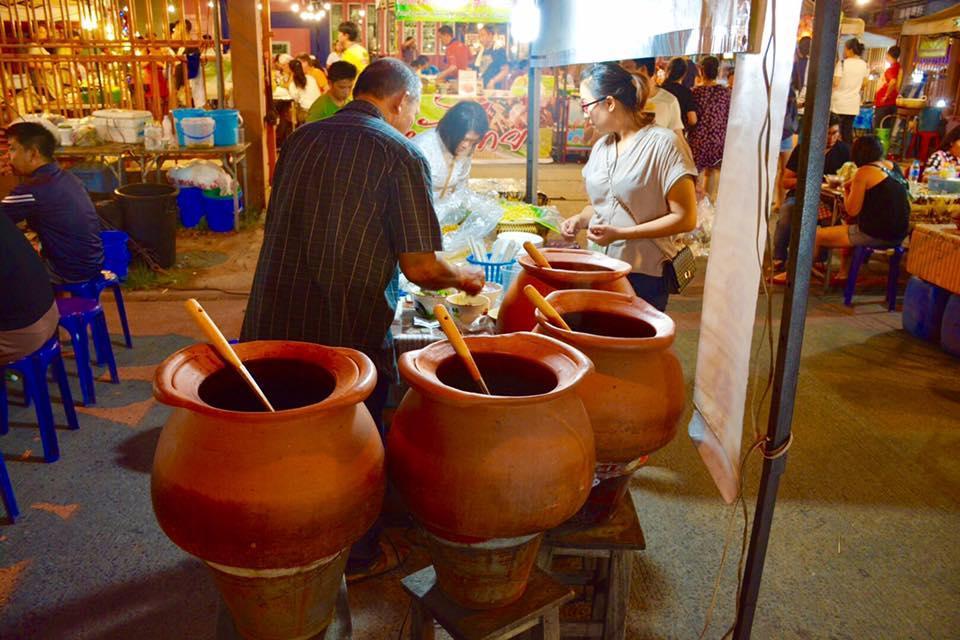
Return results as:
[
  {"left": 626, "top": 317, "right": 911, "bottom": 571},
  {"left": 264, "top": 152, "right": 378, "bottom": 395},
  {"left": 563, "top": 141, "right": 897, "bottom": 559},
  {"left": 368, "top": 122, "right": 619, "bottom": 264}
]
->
[{"left": 581, "top": 97, "right": 608, "bottom": 114}]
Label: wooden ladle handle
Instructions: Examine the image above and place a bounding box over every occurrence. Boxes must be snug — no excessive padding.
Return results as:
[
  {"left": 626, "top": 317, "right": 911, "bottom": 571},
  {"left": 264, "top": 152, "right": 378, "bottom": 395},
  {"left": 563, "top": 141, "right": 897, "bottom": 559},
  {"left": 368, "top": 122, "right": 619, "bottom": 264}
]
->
[
  {"left": 523, "top": 241, "right": 552, "bottom": 268},
  {"left": 434, "top": 304, "right": 491, "bottom": 395},
  {"left": 523, "top": 285, "right": 572, "bottom": 331},
  {"left": 184, "top": 298, "right": 276, "bottom": 412}
]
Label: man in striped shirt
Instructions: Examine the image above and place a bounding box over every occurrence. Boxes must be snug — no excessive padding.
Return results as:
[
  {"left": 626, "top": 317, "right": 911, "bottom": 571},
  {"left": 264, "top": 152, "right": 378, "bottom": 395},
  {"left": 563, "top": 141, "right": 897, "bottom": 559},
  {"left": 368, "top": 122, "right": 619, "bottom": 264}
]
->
[
  {"left": 2, "top": 122, "right": 103, "bottom": 284},
  {"left": 242, "top": 57, "right": 484, "bottom": 573}
]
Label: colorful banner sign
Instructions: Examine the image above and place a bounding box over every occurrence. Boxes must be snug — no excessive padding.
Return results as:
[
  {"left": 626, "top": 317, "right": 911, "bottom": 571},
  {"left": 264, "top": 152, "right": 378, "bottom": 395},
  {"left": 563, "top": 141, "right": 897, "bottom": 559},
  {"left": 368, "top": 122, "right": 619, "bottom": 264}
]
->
[
  {"left": 395, "top": 0, "right": 512, "bottom": 23},
  {"left": 411, "top": 93, "right": 553, "bottom": 160}
]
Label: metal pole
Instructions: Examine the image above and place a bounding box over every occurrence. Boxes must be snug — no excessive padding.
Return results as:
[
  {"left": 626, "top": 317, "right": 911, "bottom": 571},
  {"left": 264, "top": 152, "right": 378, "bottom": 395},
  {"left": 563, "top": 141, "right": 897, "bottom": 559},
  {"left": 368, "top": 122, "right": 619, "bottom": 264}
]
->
[
  {"left": 213, "top": 0, "right": 225, "bottom": 106},
  {"left": 732, "top": 0, "right": 841, "bottom": 637},
  {"left": 525, "top": 63, "right": 540, "bottom": 204}
]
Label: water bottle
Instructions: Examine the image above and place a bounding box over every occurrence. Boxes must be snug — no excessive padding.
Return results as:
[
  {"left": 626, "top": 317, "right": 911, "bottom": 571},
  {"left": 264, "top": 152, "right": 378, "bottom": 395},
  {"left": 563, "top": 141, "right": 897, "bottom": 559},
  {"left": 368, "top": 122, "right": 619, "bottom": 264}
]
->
[{"left": 909, "top": 160, "right": 921, "bottom": 183}]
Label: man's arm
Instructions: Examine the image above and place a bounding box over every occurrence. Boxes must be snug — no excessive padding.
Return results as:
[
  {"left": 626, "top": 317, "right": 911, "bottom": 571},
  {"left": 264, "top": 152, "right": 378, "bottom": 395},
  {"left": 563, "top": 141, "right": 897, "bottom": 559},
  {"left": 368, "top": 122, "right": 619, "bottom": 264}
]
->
[
  {"left": 1, "top": 189, "right": 37, "bottom": 224},
  {"left": 487, "top": 64, "right": 510, "bottom": 90},
  {"left": 399, "top": 252, "right": 483, "bottom": 294}
]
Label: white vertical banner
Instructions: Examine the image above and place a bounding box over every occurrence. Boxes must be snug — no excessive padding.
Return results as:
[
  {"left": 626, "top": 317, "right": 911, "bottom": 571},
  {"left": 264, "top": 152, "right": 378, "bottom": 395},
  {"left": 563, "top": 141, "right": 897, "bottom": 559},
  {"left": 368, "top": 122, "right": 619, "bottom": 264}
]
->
[{"left": 688, "top": 0, "right": 804, "bottom": 504}]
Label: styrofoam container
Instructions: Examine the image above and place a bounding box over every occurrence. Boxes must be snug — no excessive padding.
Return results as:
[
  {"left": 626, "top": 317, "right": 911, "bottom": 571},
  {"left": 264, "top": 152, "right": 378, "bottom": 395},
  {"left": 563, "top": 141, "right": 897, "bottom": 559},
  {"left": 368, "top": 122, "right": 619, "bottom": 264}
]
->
[{"left": 92, "top": 109, "right": 152, "bottom": 143}]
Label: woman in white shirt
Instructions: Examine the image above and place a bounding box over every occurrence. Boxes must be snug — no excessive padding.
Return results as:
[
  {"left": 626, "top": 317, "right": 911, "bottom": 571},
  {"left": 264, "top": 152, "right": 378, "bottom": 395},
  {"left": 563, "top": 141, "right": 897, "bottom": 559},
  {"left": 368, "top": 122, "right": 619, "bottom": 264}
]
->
[
  {"left": 560, "top": 62, "right": 698, "bottom": 311},
  {"left": 831, "top": 38, "right": 868, "bottom": 144},
  {"left": 412, "top": 101, "right": 489, "bottom": 210},
  {"left": 287, "top": 59, "right": 322, "bottom": 120}
]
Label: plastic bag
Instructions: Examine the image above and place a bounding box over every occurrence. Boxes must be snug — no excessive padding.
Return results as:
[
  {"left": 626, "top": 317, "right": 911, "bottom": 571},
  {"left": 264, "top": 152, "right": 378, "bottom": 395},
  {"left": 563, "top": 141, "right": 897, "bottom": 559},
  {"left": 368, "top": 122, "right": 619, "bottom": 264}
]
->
[
  {"left": 166, "top": 160, "right": 234, "bottom": 194},
  {"left": 437, "top": 190, "right": 504, "bottom": 253},
  {"left": 676, "top": 196, "right": 715, "bottom": 257}
]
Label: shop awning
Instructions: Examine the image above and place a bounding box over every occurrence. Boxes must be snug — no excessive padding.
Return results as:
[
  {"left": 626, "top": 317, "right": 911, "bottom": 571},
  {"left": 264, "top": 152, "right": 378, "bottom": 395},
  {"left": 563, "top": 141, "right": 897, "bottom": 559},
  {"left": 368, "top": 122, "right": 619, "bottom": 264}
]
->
[{"left": 901, "top": 4, "right": 960, "bottom": 37}]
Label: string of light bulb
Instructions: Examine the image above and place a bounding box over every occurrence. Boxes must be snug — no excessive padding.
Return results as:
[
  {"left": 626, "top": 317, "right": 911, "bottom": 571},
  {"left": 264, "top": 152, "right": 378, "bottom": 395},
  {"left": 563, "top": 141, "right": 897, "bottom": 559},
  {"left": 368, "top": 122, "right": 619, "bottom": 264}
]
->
[{"left": 294, "top": 2, "right": 332, "bottom": 22}]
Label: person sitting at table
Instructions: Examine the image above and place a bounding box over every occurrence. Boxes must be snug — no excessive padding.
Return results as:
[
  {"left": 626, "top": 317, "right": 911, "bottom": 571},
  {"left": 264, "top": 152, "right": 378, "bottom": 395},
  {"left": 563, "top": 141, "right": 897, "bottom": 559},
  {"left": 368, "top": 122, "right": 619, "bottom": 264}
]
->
[
  {"left": 0, "top": 212, "right": 59, "bottom": 365},
  {"left": 306, "top": 61, "right": 357, "bottom": 123},
  {"left": 411, "top": 56, "right": 439, "bottom": 76},
  {"left": 1, "top": 122, "right": 102, "bottom": 284},
  {"left": 771, "top": 117, "right": 850, "bottom": 281},
  {"left": 812, "top": 135, "right": 909, "bottom": 281},
  {"left": 411, "top": 101, "right": 489, "bottom": 210},
  {"left": 922, "top": 126, "right": 960, "bottom": 181},
  {"left": 297, "top": 53, "right": 329, "bottom": 95},
  {"left": 287, "top": 59, "right": 322, "bottom": 122}
]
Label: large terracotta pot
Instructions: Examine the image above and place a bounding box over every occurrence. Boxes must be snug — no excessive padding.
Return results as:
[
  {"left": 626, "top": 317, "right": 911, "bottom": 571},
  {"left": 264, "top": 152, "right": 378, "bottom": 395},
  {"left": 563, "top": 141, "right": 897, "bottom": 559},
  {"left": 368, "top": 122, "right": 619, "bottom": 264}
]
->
[
  {"left": 152, "top": 341, "right": 384, "bottom": 640},
  {"left": 388, "top": 332, "right": 595, "bottom": 609},
  {"left": 533, "top": 290, "right": 684, "bottom": 524},
  {"left": 496, "top": 248, "right": 634, "bottom": 334}
]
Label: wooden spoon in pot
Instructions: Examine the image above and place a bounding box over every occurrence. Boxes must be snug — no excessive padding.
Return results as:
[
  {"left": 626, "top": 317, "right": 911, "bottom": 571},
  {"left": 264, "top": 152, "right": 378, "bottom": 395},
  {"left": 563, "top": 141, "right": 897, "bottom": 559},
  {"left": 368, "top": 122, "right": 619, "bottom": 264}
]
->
[
  {"left": 523, "top": 241, "right": 552, "bottom": 269},
  {"left": 523, "top": 285, "right": 572, "bottom": 331},
  {"left": 184, "top": 298, "right": 276, "bottom": 412},
  {"left": 433, "top": 303, "right": 491, "bottom": 395}
]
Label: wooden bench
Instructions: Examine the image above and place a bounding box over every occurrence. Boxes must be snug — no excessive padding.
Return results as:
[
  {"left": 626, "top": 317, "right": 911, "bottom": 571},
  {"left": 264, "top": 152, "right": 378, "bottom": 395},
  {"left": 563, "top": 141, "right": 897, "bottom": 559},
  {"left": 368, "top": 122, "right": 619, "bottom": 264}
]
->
[
  {"left": 402, "top": 565, "right": 574, "bottom": 640},
  {"left": 537, "top": 495, "right": 646, "bottom": 640}
]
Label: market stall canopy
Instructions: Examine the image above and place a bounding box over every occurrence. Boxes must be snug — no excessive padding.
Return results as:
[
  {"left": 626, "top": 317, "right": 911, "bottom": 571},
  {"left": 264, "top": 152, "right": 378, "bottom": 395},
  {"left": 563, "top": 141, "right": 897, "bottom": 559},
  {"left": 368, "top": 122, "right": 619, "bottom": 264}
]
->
[
  {"left": 396, "top": 0, "right": 512, "bottom": 23},
  {"left": 530, "top": 0, "right": 760, "bottom": 67},
  {"left": 902, "top": 3, "right": 960, "bottom": 36}
]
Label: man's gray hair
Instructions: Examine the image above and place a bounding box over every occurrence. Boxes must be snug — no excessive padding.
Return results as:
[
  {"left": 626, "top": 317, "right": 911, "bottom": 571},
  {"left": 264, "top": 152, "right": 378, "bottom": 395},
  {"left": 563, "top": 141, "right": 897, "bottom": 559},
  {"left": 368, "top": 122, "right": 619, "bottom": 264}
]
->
[{"left": 353, "top": 58, "right": 421, "bottom": 102}]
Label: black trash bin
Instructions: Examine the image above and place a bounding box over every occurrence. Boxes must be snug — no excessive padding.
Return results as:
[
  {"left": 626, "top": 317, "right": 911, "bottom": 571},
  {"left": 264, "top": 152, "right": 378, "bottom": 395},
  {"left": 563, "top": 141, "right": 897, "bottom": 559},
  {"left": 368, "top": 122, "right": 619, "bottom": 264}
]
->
[{"left": 114, "top": 183, "right": 179, "bottom": 268}]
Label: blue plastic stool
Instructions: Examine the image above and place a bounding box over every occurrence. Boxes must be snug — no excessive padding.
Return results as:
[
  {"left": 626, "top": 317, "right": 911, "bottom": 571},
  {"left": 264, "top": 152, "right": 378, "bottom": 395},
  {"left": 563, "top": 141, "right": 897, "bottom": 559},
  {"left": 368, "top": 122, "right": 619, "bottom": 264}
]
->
[
  {"left": 902, "top": 276, "right": 950, "bottom": 342},
  {"left": 940, "top": 294, "right": 960, "bottom": 358},
  {"left": 0, "top": 454, "right": 17, "bottom": 521},
  {"left": 56, "top": 270, "right": 132, "bottom": 349},
  {"left": 56, "top": 297, "right": 119, "bottom": 406},
  {"left": 1, "top": 334, "right": 80, "bottom": 463},
  {"left": 843, "top": 245, "right": 906, "bottom": 311}
]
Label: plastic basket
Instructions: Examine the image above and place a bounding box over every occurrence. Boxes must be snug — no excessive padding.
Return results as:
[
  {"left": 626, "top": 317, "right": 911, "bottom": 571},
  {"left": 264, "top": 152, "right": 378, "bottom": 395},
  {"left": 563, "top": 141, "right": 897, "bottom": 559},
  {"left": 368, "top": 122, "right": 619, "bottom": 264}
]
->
[{"left": 467, "top": 253, "right": 517, "bottom": 285}]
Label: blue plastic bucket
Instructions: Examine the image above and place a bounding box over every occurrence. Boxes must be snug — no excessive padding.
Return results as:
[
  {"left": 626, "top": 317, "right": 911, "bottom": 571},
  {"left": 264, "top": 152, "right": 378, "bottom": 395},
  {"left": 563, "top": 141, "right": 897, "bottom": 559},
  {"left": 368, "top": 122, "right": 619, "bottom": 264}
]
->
[
  {"left": 100, "top": 230, "right": 130, "bottom": 281},
  {"left": 210, "top": 109, "right": 240, "bottom": 146},
  {"left": 176, "top": 186, "right": 205, "bottom": 228},
  {"left": 202, "top": 188, "right": 242, "bottom": 232},
  {"left": 172, "top": 108, "right": 206, "bottom": 146},
  {"left": 940, "top": 294, "right": 960, "bottom": 358}
]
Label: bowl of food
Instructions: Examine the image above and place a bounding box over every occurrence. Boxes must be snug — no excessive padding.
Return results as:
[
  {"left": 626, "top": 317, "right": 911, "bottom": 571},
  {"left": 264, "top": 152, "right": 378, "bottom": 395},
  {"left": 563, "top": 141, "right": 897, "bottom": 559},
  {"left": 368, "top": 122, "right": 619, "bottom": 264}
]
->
[
  {"left": 896, "top": 96, "right": 926, "bottom": 109},
  {"left": 825, "top": 174, "right": 843, "bottom": 188},
  {"left": 445, "top": 292, "right": 490, "bottom": 327},
  {"left": 412, "top": 288, "right": 455, "bottom": 320}
]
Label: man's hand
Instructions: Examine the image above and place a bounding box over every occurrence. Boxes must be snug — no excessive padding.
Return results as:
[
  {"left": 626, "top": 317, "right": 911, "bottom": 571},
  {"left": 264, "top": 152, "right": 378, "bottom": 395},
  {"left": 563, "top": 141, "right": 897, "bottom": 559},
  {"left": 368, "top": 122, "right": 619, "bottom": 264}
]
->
[
  {"left": 457, "top": 265, "right": 485, "bottom": 295},
  {"left": 587, "top": 224, "right": 621, "bottom": 246}
]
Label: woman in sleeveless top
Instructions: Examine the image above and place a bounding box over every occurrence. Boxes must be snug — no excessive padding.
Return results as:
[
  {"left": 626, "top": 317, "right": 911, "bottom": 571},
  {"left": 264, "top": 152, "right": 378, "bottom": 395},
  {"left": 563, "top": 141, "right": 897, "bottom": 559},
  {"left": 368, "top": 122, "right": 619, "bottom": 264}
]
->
[{"left": 814, "top": 135, "right": 910, "bottom": 279}]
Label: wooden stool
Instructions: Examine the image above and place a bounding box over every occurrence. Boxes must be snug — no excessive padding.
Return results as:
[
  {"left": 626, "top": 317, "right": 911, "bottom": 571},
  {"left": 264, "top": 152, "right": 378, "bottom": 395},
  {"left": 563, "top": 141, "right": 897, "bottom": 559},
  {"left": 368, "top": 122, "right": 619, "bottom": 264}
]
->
[
  {"left": 215, "top": 576, "right": 352, "bottom": 640},
  {"left": 402, "top": 565, "right": 574, "bottom": 640},
  {"left": 537, "top": 496, "right": 646, "bottom": 640}
]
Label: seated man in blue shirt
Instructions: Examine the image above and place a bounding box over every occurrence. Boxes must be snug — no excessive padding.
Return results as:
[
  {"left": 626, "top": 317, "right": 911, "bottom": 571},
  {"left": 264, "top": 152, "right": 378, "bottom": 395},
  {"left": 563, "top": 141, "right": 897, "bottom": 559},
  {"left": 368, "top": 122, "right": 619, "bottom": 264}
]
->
[{"left": 2, "top": 122, "right": 103, "bottom": 284}]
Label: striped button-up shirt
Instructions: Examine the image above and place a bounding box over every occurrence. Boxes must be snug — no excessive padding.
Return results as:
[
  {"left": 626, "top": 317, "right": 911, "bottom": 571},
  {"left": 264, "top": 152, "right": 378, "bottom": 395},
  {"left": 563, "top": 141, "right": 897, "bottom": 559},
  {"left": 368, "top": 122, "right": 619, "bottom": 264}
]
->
[{"left": 241, "top": 100, "right": 442, "bottom": 380}]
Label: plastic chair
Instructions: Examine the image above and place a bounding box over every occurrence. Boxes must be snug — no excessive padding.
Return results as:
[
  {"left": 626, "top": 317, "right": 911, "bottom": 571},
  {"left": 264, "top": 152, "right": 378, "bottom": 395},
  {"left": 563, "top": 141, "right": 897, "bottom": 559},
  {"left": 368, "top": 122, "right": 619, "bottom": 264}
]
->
[
  {"left": 1, "top": 334, "right": 80, "bottom": 463},
  {"left": 0, "top": 454, "right": 17, "bottom": 522},
  {"left": 56, "top": 270, "right": 132, "bottom": 349},
  {"left": 56, "top": 297, "right": 119, "bottom": 406},
  {"left": 843, "top": 245, "right": 906, "bottom": 311}
]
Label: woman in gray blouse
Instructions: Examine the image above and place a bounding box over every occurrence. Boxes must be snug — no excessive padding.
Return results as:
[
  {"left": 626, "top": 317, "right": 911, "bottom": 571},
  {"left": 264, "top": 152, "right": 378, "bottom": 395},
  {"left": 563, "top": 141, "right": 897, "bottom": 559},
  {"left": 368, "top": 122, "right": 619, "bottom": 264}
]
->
[{"left": 561, "top": 62, "right": 698, "bottom": 310}]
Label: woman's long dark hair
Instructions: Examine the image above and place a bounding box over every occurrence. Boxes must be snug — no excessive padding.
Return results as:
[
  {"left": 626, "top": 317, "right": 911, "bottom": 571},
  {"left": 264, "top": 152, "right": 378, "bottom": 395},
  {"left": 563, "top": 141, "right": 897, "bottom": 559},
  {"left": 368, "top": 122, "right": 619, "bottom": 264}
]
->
[
  {"left": 580, "top": 62, "right": 653, "bottom": 127},
  {"left": 666, "top": 58, "right": 687, "bottom": 84},
  {"left": 437, "top": 101, "right": 490, "bottom": 155},
  {"left": 289, "top": 59, "right": 307, "bottom": 90},
  {"left": 939, "top": 125, "right": 960, "bottom": 154}
]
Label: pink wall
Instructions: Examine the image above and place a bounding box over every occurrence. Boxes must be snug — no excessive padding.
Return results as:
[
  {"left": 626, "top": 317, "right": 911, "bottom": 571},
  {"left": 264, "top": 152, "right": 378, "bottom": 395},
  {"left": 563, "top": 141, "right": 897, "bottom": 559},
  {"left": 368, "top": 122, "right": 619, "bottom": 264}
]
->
[{"left": 272, "top": 27, "right": 312, "bottom": 57}]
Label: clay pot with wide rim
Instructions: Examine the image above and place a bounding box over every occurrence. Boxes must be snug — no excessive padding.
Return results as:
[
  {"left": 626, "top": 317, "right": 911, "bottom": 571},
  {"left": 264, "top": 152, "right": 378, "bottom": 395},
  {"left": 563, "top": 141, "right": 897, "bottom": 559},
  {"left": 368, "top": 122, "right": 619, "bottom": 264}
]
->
[
  {"left": 152, "top": 341, "right": 384, "bottom": 640},
  {"left": 387, "top": 332, "right": 595, "bottom": 609},
  {"left": 533, "top": 290, "right": 684, "bottom": 525},
  {"left": 496, "top": 248, "right": 634, "bottom": 334}
]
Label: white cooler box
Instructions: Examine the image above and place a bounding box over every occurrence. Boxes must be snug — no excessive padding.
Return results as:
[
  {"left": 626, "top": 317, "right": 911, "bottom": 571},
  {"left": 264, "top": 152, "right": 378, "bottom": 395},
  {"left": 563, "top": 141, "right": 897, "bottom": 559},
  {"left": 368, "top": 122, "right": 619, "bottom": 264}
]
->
[{"left": 92, "top": 109, "right": 153, "bottom": 143}]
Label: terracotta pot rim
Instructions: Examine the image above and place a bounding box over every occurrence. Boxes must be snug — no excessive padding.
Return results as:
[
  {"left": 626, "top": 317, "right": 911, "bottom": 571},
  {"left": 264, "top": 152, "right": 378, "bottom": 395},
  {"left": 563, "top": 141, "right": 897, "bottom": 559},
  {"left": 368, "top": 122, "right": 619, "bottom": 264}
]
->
[
  {"left": 153, "top": 340, "right": 377, "bottom": 420},
  {"left": 398, "top": 332, "right": 593, "bottom": 406},
  {"left": 518, "top": 248, "right": 632, "bottom": 282},
  {"left": 536, "top": 289, "right": 676, "bottom": 350}
]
